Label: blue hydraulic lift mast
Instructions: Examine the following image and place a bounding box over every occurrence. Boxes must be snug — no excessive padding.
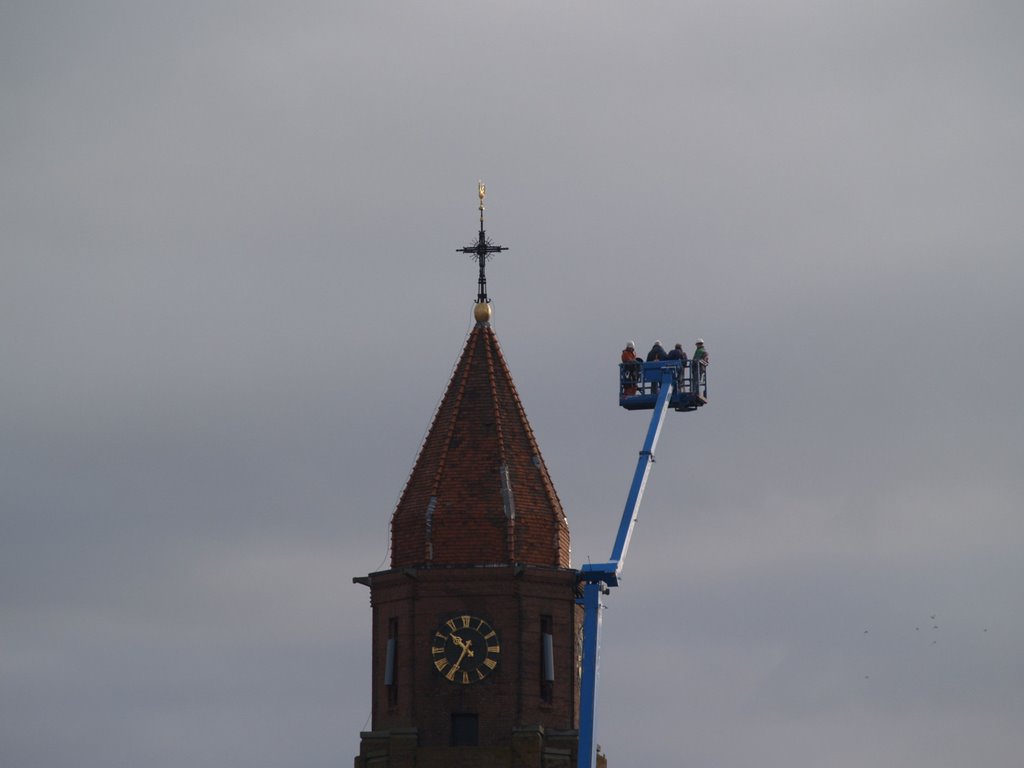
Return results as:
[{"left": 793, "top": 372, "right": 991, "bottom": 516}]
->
[{"left": 576, "top": 359, "right": 704, "bottom": 768}]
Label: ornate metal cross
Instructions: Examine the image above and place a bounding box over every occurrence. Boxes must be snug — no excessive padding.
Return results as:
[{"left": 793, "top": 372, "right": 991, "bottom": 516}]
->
[{"left": 457, "top": 182, "right": 508, "bottom": 304}]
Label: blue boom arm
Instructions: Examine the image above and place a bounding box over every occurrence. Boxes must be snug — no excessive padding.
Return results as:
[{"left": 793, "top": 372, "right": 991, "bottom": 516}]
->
[{"left": 576, "top": 361, "right": 680, "bottom": 768}]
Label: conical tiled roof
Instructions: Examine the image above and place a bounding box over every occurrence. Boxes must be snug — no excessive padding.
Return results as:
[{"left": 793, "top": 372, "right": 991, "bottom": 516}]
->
[{"left": 390, "top": 321, "right": 570, "bottom": 569}]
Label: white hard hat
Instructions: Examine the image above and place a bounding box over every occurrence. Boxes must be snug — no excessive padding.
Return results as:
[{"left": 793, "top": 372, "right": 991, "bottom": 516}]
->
[
  {"left": 655, "top": 340, "right": 662, "bottom": 346},
  {"left": 627, "top": 341, "right": 635, "bottom": 349},
  {"left": 696, "top": 338, "right": 704, "bottom": 345}
]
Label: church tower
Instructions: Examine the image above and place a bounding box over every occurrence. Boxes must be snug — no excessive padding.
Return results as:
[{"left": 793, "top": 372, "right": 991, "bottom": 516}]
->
[{"left": 354, "top": 186, "right": 582, "bottom": 768}]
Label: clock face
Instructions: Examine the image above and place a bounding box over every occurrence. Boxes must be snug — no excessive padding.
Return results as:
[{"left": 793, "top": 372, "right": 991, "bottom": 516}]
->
[{"left": 431, "top": 614, "right": 501, "bottom": 685}]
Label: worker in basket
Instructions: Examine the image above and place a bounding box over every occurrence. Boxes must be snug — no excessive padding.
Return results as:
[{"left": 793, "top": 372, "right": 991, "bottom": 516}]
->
[
  {"left": 620, "top": 340, "right": 640, "bottom": 396},
  {"left": 691, "top": 338, "right": 709, "bottom": 393}
]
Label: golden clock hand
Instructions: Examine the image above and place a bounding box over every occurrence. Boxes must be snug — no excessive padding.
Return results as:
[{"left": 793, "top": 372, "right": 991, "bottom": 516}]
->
[
  {"left": 451, "top": 645, "right": 469, "bottom": 673},
  {"left": 449, "top": 634, "right": 475, "bottom": 658}
]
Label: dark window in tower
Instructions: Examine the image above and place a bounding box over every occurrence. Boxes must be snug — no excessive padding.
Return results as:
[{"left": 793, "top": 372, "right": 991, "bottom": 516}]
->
[
  {"left": 451, "top": 713, "right": 479, "bottom": 746},
  {"left": 540, "top": 614, "right": 554, "bottom": 703},
  {"left": 386, "top": 617, "right": 398, "bottom": 708}
]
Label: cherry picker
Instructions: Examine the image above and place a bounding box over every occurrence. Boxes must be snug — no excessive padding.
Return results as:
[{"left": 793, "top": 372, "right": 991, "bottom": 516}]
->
[{"left": 576, "top": 357, "right": 708, "bottom": 768}]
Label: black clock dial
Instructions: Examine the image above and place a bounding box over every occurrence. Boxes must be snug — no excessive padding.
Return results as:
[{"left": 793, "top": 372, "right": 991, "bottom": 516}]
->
[{"left": 430, "top": 614, "right": 501, "bottom": 685}]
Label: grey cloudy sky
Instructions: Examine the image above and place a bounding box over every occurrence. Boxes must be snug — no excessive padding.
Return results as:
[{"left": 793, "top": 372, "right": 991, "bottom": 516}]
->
[{"left": 3, "top": 2, "right": 1023, "bottom": 766}]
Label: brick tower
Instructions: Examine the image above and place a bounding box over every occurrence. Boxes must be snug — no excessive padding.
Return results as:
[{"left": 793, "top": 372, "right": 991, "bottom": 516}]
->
[{"left": 354, "top": 186, "right": 582, "bottom": 768}]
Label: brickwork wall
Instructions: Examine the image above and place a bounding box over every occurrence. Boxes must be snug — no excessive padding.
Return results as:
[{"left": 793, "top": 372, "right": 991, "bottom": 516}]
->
[
  {"left": 364, "top": 566, "right": 581, "bottom": 747},
  {"left": 355, "top": 727, "right": 582, "bottom": 768}
]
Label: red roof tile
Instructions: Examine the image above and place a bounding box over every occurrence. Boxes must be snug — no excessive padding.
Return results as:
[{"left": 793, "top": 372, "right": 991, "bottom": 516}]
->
[{"left": 390, "top": 322, "right": 570, "bottom": 568}]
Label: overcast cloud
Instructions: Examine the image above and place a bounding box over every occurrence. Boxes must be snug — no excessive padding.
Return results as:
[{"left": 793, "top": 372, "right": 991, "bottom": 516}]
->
[{"left": 3, "top": 2, "right": 1023, "bottom": 767}]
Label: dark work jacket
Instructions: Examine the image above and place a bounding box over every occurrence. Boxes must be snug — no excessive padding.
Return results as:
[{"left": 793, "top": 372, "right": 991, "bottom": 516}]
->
[
  {"left": 667, "top": 347, "right": 687, "bottom": 364},
  {"left": 646, "top": 344, "right": 667, "bottom": 361}
]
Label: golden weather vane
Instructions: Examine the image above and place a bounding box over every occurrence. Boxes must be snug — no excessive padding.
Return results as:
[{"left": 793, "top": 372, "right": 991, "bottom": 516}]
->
[{"left": 478, "top": 180, "right": 487, "bottom": 228}]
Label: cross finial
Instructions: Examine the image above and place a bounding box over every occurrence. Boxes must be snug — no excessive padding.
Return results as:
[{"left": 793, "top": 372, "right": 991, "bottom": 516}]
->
[{"left": 457, "top": 181, "right": 508, "bottom": 307}]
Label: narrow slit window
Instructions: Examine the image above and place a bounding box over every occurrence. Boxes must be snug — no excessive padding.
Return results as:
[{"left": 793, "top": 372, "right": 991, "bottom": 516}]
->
[
  {"left": 540, "top": 614, "right": 554, "bottom": 703},
  {"left": 386, "top": 617, "right": 398, "bottom": 707}
]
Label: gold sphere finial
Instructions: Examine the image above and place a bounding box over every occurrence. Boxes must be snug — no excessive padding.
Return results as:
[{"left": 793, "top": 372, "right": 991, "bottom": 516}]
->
[{"left": 473, "top": 301, "right": 492, "bottom": 324}]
